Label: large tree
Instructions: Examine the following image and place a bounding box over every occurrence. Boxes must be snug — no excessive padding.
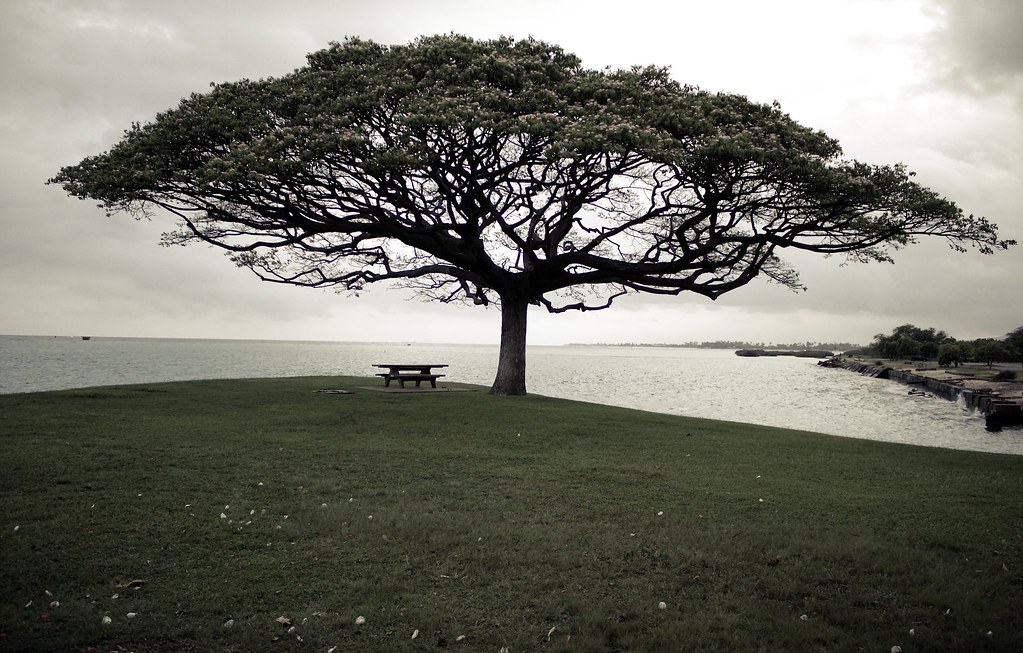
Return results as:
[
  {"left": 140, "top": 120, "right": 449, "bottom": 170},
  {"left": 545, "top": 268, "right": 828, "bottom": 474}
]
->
[{"left": 51, "top": 35, "right": 1014, "bottom": 395}]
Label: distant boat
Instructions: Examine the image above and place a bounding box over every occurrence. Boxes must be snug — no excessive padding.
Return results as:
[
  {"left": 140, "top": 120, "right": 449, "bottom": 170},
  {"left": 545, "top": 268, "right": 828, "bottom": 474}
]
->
[{"left": 81, "top": 336, "right": 91, "bottom": 341}]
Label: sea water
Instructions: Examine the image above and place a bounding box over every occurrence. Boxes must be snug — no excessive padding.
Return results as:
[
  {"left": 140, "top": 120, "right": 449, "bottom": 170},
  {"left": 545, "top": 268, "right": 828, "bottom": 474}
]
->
[{"left": 0, "top": 335, "right": 1017, "bottom": 455}]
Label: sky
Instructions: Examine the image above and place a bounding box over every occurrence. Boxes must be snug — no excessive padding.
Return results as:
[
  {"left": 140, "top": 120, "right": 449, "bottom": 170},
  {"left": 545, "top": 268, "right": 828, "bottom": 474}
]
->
[{"left": 1, "top": 0, "right": 1020, "bottom": 346}]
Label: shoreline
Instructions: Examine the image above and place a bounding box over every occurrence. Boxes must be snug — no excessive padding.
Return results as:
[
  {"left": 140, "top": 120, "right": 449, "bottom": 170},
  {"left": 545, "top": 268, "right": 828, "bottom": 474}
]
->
[
  {"left": 3, "top": 335, "right": 1016, "bottom": 454},
  {"left": 820, "top": 357, "right": 1023, "bottom": 430}
]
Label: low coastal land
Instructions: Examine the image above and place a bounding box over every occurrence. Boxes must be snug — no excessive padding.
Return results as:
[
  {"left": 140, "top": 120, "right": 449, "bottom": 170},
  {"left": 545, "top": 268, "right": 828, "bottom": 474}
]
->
[{"left": 1, "top": 377, "right": 1021, "bottom": 652}]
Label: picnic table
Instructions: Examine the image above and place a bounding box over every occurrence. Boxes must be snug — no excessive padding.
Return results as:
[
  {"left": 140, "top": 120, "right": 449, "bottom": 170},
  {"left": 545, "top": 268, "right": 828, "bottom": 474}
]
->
[{"left": 373, "top": 364, "right": 448, "bottom": 388}]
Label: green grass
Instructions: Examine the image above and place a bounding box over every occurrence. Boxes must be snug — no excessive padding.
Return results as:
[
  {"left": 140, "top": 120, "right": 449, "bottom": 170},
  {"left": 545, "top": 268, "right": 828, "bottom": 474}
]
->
[{"left": 1, "top": 377, "right": 1021, "bottom": 652}]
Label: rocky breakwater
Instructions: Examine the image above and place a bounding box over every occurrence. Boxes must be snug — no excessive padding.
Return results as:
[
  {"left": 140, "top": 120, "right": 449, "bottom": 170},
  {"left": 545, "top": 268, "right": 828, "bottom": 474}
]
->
[{"left": 819, "top": 358, "right": 1023, "bottom": 431}]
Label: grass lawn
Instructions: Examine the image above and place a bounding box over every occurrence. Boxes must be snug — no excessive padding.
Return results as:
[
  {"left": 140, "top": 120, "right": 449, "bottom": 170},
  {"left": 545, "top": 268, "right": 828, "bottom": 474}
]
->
[{"left": 1, "top": 377, "right": 1021, "bottom": 652}]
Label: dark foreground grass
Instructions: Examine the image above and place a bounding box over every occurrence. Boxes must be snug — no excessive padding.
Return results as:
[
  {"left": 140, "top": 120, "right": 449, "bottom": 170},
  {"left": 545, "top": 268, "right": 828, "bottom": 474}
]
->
[{"left": 1, "top": 377, "right": 1021, "bottom": 652}]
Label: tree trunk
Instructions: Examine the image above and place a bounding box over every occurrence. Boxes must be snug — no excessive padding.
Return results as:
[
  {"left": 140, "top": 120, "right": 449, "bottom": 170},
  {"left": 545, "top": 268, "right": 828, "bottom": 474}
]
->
[{"left": 490, "top": 295, "right": 528, "bottom": 395}]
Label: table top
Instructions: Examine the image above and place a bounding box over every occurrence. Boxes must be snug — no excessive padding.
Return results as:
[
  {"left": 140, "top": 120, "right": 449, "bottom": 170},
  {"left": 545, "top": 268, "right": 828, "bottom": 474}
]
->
[{"left": 372, "top": 363, "right": 449, "bottom": 369}]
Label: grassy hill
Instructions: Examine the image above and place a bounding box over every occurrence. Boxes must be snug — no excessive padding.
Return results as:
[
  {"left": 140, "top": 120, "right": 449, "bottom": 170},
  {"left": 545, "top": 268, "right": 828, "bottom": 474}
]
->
[{"left": 1, "top": 377, "right": 1021, "bottom": 652}]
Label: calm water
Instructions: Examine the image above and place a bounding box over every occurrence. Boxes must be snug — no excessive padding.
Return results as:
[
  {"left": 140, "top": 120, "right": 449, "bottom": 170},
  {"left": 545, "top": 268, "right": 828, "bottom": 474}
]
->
[{"left": 1, "top": 335, "right": 1017, "bottom": 455}]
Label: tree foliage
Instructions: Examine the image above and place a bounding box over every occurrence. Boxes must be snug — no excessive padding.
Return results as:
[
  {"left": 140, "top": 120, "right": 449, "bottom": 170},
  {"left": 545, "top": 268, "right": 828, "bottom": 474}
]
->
[
  {"left": 870, "top": 323, "right": 1022, "bottom": 367},
  {"left": 1006, "top": 325, "right": 1023, "bottom": 353},
  {"left": 937, "top": 343, "right": 964, "bottom": 367},
  {"left": 870, "top": 324, "right": 950, "bottom": 360},
  {"left": 50, "top": 35, "right": 1016, "bottom": 394},
  {"left": 973, "top": 339, "right": 1010, "bottom": 369}
]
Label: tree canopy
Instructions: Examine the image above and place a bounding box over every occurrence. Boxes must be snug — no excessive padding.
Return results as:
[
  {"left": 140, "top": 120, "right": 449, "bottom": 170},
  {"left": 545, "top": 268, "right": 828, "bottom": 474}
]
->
[
  {"left": 50, "top": 35, "right": 1015, "bottom": 394},
  {"left": 867, "top": 323, "right": 1022, "bottom": 367},
  {"left": 870, "top": 324, "right": 950, "bottom": 359}
]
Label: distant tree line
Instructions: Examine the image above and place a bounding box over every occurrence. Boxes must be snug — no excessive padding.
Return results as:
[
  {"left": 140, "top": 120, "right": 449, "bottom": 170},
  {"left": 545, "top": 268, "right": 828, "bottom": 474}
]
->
[
  {"left": 851, "top": 324, "right": 1023, "bottom": 368},
  {"left": 581, "top": 340, "right": 863, "bottom": 351},
  {"left": 686, "top": 340, "right": 862, "bottom": 351}
]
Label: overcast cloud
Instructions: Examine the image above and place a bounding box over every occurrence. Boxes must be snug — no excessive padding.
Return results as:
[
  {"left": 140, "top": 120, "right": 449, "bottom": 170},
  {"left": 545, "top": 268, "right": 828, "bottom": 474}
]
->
[{"left": 1, "top": 0, "right": 1019, "bottom": 346}]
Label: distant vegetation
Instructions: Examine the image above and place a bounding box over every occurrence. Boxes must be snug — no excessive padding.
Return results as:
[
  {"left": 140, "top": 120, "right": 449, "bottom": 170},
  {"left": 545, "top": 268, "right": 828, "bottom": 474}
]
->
[
  {"left": 576, "top": 341, "right": 862, "bottom": 351},
  {"left": 847, "top": 323, "right": 1023, "bottom": 368}
]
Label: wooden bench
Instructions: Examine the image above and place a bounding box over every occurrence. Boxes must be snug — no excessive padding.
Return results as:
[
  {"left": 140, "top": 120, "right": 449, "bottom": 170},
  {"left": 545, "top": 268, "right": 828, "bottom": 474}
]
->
[{"left": 373, "top": 364, "right": 448, "bottom": 388}]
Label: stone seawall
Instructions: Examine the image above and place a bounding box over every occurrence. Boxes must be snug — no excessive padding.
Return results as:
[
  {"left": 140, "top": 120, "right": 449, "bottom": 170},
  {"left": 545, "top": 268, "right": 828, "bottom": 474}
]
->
[{"left": 819, "top": 358, "right": 1023, "bottom": 431}]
